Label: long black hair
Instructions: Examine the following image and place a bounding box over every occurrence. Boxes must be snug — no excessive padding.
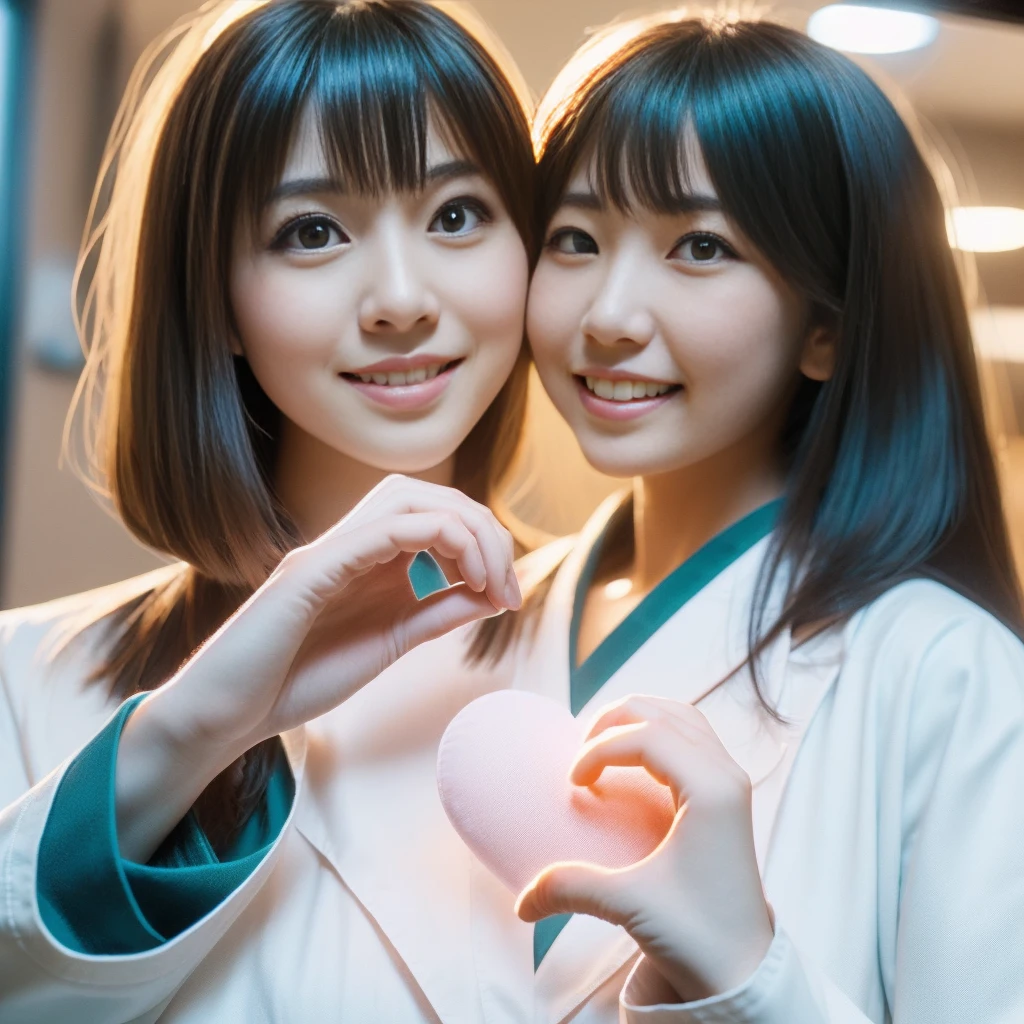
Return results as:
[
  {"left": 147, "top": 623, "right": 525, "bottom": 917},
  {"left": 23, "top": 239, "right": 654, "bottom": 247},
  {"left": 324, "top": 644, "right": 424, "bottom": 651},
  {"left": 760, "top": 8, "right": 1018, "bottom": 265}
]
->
[{"left": 514, "top": 13, "right": 1023, "bottom": 690}]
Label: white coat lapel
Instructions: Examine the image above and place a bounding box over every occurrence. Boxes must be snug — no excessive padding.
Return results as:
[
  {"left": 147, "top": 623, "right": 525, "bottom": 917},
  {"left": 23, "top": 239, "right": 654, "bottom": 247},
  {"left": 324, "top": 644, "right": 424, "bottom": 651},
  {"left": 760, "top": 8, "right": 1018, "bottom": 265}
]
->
[
  {"left": 288, "top": 535, "right": 581, "bottom": 1024},
  {"left": 291, "top": 626, "right": 517, "bottom": 1023},
  {"left": 520, "top": 498, "right": 840, "bottom": 1022}
]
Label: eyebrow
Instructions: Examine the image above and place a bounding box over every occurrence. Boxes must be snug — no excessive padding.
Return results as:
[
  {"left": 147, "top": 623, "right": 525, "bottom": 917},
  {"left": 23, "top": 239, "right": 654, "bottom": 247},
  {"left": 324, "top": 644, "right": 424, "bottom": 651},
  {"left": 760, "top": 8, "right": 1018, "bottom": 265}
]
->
[
  {"left": 559, "top": 189, "right": 724, "bottom": 215},
  {"left": 266, "top": 160, "right": 482, "bottom": 205}
]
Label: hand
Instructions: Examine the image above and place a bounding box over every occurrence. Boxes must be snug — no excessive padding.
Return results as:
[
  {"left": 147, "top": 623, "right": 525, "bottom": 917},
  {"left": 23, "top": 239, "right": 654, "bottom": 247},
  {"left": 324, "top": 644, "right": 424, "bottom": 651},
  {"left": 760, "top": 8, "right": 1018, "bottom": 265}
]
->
[
  {"left": 116, "top": 474, "right": 519, "bottom": 859},
  {"left": 514, "top": 695, "right": 774, "bottom": 1002}
]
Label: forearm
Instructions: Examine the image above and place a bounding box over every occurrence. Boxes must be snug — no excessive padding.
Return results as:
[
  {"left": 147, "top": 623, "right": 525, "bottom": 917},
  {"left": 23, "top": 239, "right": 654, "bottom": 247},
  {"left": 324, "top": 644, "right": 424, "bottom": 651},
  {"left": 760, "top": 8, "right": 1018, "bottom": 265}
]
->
[{"left": 114, "top": 690, "right": 251, "bottom": 863}]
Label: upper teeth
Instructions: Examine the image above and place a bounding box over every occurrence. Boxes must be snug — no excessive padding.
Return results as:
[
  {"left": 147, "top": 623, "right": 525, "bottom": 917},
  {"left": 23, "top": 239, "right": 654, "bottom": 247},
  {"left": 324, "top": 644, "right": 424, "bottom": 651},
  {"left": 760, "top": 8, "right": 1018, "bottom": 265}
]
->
[
  {"left": 585, "top": 376, "right": 674, "bottom": 400},
  {"left": 357, "top": 364, "right": 446, "bottom": 386}
]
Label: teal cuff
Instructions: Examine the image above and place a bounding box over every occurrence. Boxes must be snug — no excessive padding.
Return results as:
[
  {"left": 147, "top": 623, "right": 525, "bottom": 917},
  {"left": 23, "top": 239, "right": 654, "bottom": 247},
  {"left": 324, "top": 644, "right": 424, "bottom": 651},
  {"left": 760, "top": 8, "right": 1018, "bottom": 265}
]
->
[{"left": 37, "top": 694, "right": 294, "bottom": 954}]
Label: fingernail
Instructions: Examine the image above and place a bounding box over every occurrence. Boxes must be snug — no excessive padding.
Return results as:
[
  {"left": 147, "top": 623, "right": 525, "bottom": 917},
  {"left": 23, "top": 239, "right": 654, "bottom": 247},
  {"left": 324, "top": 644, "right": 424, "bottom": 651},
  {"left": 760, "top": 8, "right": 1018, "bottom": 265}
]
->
[{"left": 505, "top": 569, "right": 522, "bottom": 609}]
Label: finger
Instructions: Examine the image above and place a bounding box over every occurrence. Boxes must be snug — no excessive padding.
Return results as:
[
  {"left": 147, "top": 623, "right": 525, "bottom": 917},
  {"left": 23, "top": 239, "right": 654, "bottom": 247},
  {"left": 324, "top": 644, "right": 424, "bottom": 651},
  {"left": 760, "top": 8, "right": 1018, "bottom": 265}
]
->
[
  {"left": 286, "top": 512, "right": 490, "bottom": 602},
  {"left": 570, "top": 721, "right": 688, "bottom": 796},
  {"left": 363, "top": 514, "right": 491, "bottom": 595},
  {"left": 455, "top": 507, "right": 517, "bottom": 611},
  {"left": 515, "top": 862, "right": 629, "bottom": 925},
  {"left": 582, "top": 694, "right": 713, "bottom": 743},
  {"left": 328, "top": 478, "right": 518, "bottom": 609},
  {"left": 398, "top": 584, "right": 504, "bottom": 651},
  {"left": 582, "top": 694, "right": 673, "bottom": 742}
]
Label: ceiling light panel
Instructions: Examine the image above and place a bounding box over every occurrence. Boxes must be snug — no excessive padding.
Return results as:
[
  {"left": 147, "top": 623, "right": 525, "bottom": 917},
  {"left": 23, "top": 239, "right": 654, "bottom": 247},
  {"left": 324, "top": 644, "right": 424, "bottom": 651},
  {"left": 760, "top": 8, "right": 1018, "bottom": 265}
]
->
[{"left": 807, "top": 4, "right": 940, "bottom": 54}]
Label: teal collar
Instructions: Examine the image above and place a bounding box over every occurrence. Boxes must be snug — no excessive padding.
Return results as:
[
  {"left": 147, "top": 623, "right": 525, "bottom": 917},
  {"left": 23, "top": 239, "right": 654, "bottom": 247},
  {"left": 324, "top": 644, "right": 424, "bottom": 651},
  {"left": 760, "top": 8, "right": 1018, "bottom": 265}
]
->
[
  {"left": 534, "top": 496, "right": 782, "bottom": 972},
  {"left": 568, "top": 498, "right": 783, "bottom": 717}
]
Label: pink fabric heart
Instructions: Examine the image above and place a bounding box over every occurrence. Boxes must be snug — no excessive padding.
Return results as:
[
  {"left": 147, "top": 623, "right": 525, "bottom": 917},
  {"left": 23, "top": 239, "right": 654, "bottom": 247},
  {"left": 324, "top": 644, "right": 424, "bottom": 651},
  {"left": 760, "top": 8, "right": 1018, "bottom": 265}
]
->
[{"left": 436, "top": 689, "right": 677, "bottom": 894}]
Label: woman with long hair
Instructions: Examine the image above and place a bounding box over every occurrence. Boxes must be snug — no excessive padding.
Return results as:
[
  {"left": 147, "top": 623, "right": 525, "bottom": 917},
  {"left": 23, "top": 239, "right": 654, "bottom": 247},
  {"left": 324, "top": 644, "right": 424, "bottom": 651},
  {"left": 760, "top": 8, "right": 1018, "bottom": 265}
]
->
[
  {"left": 489, "top": 11, "right": 1024, "bottom": 1020},
  {"left": 0, "top": 1, "right": 536, "bottom": 1019}
]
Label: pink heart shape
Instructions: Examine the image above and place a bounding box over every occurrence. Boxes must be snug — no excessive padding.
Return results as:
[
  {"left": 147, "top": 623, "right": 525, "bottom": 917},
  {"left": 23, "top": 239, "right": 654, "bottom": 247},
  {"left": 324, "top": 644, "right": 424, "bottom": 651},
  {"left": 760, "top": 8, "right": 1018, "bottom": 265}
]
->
[{"left": 437, "top": 689, "right": 677, "bottom": 894}]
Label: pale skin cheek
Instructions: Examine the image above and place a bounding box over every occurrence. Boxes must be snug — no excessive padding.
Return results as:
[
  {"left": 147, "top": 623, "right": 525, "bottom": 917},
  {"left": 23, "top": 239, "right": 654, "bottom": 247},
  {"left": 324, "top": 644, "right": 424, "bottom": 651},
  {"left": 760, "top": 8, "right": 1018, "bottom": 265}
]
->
[
  {"left": 525, "top": 277, "right": 581, "bottom": 392},
  {"left": 233, "top": 268, "right": 345, "bottom": 364},
  {"left": 459, "top": 246, "right": 529, "bottom": 345}
]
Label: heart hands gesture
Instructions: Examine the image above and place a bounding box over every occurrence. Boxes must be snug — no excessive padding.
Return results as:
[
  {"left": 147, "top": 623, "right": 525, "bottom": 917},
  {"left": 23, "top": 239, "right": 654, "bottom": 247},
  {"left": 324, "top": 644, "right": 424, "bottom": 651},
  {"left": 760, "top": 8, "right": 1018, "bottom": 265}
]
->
[{"left": 515, "top": 694, "right": 775, "bottom": 1003}]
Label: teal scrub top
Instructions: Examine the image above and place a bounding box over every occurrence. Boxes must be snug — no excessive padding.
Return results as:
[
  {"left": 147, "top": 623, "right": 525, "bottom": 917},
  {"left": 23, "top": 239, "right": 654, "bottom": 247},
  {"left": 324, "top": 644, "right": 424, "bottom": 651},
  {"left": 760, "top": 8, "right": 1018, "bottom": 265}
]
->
[
  {"left": 37, "top": 693, "right": 294, "bottom": 955},
  {"left": 33, "top": 511, "right": 778, "bottom": 966},
  {"left": 35, "top": 553, "right": 449, "bottom": 956}
]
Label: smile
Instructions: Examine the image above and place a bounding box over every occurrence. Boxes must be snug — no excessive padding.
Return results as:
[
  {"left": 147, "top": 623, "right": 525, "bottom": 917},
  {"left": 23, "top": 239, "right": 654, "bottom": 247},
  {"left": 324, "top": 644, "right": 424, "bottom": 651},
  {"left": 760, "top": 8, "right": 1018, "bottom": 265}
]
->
[
  {"left": 575, "top": 374, "right": 681, "bottom": 422},
  {"left": 582, "top": 376, "right": 677, "bottom": 401},
  {"left": 341, "top": 359, "right": 463, "bottom": 411},
  {"left": 346, "top": 361, "right": 456, "bottom": 387}
]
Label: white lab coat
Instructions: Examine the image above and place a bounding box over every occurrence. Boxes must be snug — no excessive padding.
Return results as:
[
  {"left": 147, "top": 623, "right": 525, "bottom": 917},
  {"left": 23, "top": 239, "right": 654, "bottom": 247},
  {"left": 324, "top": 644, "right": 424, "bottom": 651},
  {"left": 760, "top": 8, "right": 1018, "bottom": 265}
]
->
[{"left": 2, "top": 492, "right": 1023, "bottom": 1023}]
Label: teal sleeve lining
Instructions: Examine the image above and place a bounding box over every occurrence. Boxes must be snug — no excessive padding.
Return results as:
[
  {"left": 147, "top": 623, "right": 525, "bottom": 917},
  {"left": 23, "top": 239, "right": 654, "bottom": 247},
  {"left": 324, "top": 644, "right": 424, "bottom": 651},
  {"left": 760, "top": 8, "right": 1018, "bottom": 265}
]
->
[{"left": 37, "top": 694, "right": 294, "bottom": 954}]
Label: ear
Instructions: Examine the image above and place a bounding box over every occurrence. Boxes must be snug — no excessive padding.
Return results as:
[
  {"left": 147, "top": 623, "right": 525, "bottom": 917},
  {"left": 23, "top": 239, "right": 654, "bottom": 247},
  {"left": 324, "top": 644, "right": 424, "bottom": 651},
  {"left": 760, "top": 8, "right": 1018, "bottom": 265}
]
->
[
  {"left": 228, "top": 331, "right": 245, "bottom": 357},
  {"left": 798, "top": 324, "right": 835, "bottom": 382}
]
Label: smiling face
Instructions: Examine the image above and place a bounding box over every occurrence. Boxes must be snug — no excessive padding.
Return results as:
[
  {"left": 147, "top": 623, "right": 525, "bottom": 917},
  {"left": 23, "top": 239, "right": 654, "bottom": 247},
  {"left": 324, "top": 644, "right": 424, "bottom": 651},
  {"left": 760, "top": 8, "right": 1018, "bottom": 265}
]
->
[
  {"left": 527, "top": 147, "right": 822, "bottom": 481},
  {"left": 230, "top": 110, "right": 529, "bottom": 476}
]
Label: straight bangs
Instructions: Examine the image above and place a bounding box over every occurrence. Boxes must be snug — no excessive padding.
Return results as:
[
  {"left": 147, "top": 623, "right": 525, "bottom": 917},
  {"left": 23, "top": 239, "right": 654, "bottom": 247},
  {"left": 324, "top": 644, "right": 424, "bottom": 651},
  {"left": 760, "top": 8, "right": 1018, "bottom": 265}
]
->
[
  {"left": 225, "top": 1, "right": 537, "bottom": 262},
  {"left": 72, "top": 0, "right": 536, "bottom": 591},
  {"left": 536, "top": 19, "right": 847, "bottom": 315}
]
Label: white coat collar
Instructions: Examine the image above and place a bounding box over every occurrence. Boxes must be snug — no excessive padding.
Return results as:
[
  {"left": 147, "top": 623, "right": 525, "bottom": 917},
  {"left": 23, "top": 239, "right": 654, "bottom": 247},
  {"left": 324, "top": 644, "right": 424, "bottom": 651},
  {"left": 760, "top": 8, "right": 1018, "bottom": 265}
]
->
[
  {"left": 502, "top": 491, "right": 844, "bottom": 1023},
  {"left": 285, "top": 493, "right": 843, "bottom": 1023}
]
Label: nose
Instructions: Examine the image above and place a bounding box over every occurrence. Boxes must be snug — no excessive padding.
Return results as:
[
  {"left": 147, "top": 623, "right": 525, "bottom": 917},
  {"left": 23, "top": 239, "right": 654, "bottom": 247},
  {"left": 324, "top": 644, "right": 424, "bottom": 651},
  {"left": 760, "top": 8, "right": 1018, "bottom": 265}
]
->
[
  {"left": 580, "top": 249, "right": 656, "bottom": 349},
  {"left": 358, "top": 222, "right": 440, "bottom": 335}
]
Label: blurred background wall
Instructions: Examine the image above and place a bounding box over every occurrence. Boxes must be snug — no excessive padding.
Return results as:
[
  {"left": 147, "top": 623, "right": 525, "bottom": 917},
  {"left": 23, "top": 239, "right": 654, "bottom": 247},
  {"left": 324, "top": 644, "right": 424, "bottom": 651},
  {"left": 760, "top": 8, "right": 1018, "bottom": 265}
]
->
[{"left": 2, "top": 0, "right": 1024, "bottom": 607}]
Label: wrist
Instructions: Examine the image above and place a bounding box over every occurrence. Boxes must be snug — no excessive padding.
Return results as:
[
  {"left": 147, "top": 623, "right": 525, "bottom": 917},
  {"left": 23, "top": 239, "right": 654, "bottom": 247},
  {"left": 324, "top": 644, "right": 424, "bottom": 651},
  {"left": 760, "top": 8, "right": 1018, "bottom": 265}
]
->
[
  {"left": 653, "top": 908, "right": 775, "bottom": 1002},
  {"left": 144, "top": 674, "right": 267, "bottom": 770},
  {"left": 128, "top": 692, "right": 247, "bottom": 780}
]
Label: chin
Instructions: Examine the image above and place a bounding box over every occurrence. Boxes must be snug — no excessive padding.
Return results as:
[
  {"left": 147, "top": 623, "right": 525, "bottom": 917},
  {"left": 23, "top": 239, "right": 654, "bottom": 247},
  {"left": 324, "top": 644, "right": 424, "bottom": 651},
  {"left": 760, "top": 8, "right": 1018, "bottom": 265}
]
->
[
  {"left": 576, "top": 436, "right": 684, "bottom": 480},
  {"left": 369, "top": 449, "right": 458, "bottom": 475}
]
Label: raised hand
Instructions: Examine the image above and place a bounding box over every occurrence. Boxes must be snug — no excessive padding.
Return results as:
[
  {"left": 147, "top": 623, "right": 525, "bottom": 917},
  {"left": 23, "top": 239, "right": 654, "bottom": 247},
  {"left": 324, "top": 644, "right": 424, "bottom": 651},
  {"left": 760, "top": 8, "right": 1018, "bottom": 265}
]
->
[
  {"left": 115, "top": 475, "right": 520, "bottom": 861},
  {"left": 514, "top": 694, "right": 775, "bottom": 1003}
]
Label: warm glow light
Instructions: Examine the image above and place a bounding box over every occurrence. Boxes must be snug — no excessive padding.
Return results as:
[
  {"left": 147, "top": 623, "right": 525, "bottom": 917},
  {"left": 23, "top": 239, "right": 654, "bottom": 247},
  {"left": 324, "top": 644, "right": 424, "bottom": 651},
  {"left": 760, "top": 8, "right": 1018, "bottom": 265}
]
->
[
  {"left": 603, "top": 578, "right": 634, "bottom": 600},
  {"left": 947, "top": 207, "right": 1024, "bottom": 253},
  {"left": 807, "top": 5, "right": 939, "bottom": 54}
]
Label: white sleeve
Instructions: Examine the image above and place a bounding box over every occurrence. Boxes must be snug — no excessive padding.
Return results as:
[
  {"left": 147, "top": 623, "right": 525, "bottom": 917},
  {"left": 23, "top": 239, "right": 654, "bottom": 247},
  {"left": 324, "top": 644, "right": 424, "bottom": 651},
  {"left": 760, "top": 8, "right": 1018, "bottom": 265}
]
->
[
  {"left": 621, "top": 612, "right": 1024, "bottom": 1024},
  {"left": 619, "top": 929, "right": 868, "bottom": 1023},
  {"left": 0, "top": 704, "right": 299, "bottom": 1024}
]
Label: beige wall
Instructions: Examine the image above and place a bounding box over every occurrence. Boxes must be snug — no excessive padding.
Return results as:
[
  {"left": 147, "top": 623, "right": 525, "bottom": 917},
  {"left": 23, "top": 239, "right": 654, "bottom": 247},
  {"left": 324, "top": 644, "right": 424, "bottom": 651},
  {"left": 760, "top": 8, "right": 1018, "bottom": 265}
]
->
[
  {"left": 1, "top": 0, "right": 169, "bottom": 609},
  {"left": 4, "top": 0, "right": 1024, "bottom": 608}
]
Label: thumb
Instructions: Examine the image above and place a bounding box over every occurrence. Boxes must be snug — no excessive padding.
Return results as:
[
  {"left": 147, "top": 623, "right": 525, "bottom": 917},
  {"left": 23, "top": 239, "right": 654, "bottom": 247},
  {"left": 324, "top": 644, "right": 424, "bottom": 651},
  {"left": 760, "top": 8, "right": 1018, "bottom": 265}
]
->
[
  {"left": 396, "top": 584, "right": 503, "bottom": 651},
  {"left": 515, "top": 862, "right": 627, "bottom": 926}
]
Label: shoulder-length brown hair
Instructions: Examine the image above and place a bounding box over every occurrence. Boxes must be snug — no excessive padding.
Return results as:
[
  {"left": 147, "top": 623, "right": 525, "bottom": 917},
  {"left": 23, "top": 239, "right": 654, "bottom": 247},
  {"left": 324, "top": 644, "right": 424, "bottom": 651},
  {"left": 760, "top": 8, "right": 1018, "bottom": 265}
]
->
[{"left": 68, "top": 0, "right": 536, "bottom": 848}]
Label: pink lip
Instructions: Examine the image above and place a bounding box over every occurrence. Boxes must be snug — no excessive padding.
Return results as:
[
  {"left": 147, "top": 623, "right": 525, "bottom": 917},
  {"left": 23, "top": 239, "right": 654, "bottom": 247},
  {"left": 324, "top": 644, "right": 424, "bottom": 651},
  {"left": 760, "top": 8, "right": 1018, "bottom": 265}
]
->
[
  {"left": 575, "top": 376, "right": 679, "bottom": 421},
  {"left": 343, "top": 361, "right": 459, "bottom": 411}
]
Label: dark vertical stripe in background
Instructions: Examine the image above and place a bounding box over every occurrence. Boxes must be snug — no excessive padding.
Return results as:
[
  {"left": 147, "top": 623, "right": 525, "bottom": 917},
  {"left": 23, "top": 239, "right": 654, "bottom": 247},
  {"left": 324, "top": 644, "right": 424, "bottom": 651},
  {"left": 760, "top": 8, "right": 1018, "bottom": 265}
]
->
[{"left": 0, "top": 0, "right": 34, "bottom": 596}]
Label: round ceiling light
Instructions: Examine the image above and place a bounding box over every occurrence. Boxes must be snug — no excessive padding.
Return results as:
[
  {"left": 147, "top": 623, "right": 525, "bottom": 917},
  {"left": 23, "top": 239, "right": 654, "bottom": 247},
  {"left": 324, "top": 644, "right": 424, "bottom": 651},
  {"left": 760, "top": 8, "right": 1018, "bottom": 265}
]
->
[
  {"left": 947, "top": 207, "right": 1024, "bottom": 253},
  {"left": 807, "top": 4, "right": 940, "bottom": 54}
]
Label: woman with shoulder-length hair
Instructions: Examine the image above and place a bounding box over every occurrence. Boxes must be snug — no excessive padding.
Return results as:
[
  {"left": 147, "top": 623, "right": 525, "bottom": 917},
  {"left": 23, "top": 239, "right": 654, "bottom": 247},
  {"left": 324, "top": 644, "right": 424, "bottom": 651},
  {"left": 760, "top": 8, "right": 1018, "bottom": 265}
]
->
[
  {"left": 437, "top": 10, "right": 1024, "bottom": 1022},
  {"left": 0, "top": 1, "right": 538, "bottom": 1019}
]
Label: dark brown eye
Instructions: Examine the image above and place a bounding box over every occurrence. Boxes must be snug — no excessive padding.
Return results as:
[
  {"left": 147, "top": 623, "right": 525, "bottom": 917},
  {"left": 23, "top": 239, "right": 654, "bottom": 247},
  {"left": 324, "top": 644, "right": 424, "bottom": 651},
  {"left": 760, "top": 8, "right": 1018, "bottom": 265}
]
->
[
  {"left": 670, "top": 232, "right": 733, "bottom": 264},
  {"left": 297, "top": 220, "right": 332, "bottom": 249},
  {"left": 689, "top": 237, "right": 719, "bottom": 261},
  {"left": 438, "top": 204, "right": 466, "bottom": 233},
  {"left": 273, "top": 215, "right": 347, "bottom": 252},
  {"left": 548, "top": 228, "right": 598, "bottom": 255},
  {"left": 429, "top": 199, "right": 487, "bottom": 235}
]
